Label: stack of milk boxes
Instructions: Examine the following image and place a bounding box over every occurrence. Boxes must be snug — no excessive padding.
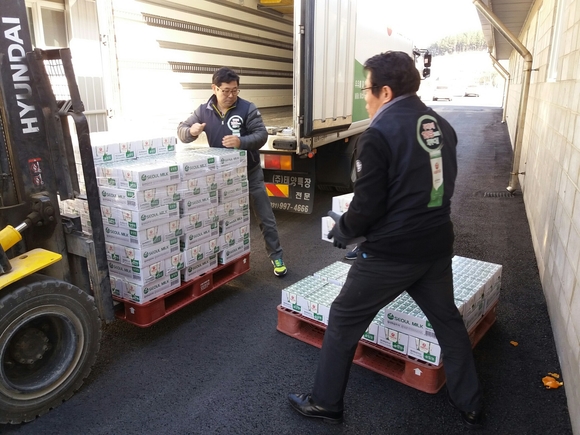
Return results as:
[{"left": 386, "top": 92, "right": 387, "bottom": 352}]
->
[
  {"left": 296, "top": 192, "right": 503, "bottom": 366},
  {"left": 177, "top": 147, "right": 250, "bottom": 284},
  {"left": 59, "top": 132, "right": 249, "bottom": 304}
]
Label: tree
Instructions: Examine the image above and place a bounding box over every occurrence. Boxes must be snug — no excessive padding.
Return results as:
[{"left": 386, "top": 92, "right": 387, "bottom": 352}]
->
[{"left": 428, "top": 31, "right": 487, "bottom": 56}]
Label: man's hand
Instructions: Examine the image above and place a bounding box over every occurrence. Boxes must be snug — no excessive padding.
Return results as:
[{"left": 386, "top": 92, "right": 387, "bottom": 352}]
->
[
  {"left": 327, "top": 210, "right": 349, "bottom": 249},
  {"left": 222, "top": 135, "right": 241, "bottom": 149},
  {"left": 189, "top": 123, "right": 206, "bottom": 136}
]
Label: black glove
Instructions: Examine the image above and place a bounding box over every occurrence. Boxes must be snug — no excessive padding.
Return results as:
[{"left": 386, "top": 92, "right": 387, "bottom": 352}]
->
[{"left": 327, "top": 211, "right": 349, "bottom": 249}]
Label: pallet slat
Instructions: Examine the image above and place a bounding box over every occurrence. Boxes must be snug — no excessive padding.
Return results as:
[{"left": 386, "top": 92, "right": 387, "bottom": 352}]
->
[
  {"left": 114, "top": 254, "right": 250, "bottom": 327},
  {"left": 277, "top": 302, "right": 497, "bottom": 394}
]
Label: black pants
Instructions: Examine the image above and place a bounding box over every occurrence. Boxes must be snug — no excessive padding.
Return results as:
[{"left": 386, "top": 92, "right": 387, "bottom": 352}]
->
[{"left": 311, "top": 254, "right": 482, "bottom": 413}]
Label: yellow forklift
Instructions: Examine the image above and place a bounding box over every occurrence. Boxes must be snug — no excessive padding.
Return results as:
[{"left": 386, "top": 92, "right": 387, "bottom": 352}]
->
[{"left": 0, "top": 0, "right": 115, "bottom": 423}]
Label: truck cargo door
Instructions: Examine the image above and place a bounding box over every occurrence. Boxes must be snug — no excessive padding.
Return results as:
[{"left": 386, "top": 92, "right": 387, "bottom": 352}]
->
[{"left": 300, "top": 0, "right": 356, "bottom": 137}]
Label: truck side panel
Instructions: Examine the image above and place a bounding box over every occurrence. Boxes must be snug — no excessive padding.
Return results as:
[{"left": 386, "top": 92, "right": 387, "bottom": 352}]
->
[{"left": 96, "top": 0, "right": 294, "bottom": 130}]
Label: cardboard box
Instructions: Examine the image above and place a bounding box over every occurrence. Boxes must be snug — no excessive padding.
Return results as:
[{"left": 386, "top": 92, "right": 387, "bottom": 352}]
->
[
  {"left": 221, "top": 166, "right": 247, "bottom": 185},
  {"left": 218, "top": 238, "right": 250, "bottom": 265},
  {"left": 179, "top": 191, "right": 219, "bottom": 214},
  {"left": 182, "top": 237, "right": 221, "bottom": 266},
  {"left": 89, "top": 133, "right": 135, "bottom": 163},
  {"left": 120, "top": 158, "right": 181, "bottom": 190},
  {"left": 217, "top": 195, "right": 249, "bottom": 219},
  {"left": 383, "top": 294, "right": 439, "bottom": 343},
  {"left": 181, "top": 254, "right": 218, "bottom": 282},
  {"left": 105, "top": 239, "right": 179, "bottom": 268},
  {"left": 98, "top": 185, "right": 179, "bottom": 211},
  {"left": 218, "top": 180, "right": 249, "bottom": 202},
  {"left": 180, "top": 222, "right": 219, "bottom": 251},
  {"left": 108, "top": 259, "right": 166, "bottom": 285},
  {"left": 407, "top": 334, "right": 442, "bottom": 366},
  {"left": 297, "top": 282, "right": 341, "bottom": 324},
  {"left": 321, "top": 216, "right": 335, "bottom": 243},
  {"left": 122, "top": 271, "right": 181, "bottom": 304},
  {"left": 281, "top": 276, "right": 328, "bottom": 314},
  {"left": 218, "top": 223, "right": 250, "bottom": 251},
  {"left": 110, "top": 275, "right": 124, "bottom": 298},
  {"left": 180, "top": 208, "right": 219, "bottom": 232},
  {"left": 172, "top": 151, "right": 217, "bottom": 179},
  {"left": 101, "top": 203, "right": 178, "bottom": 230},
  {"left": 103, "top": 222, "right": 174, "bottom": 249},
  {"left": 376, "top": 321, "right": 410, "bottom": 355},
  {"left": 177, "top": 173, "right": 219, "bottom": 197},
  {"left": 219, "top": 210, "right": 250, "bottom": 232},
  {"left": 312, "top": 261, "right": 351, "bottom": 286},
  {"left": 332, "top": 192, "right": 354, "bottom": 214},
  {"left": 191, "top": 147, "right": 247, "bottom": 169}
]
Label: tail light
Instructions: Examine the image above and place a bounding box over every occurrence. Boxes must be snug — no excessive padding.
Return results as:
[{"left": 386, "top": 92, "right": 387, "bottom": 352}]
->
[{"left": 261, "top": 154, "right": 293, "bottom": 171}]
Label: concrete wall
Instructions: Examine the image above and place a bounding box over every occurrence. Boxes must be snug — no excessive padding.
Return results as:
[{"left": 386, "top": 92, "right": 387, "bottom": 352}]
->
[{"left": 505, "top": 0, "right": 580, "bottom": 432}]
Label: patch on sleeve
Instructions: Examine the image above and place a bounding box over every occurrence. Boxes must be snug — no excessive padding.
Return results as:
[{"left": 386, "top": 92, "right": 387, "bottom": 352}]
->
[{"left": 356, "top": 159, "right": 362, "bottom": 174}]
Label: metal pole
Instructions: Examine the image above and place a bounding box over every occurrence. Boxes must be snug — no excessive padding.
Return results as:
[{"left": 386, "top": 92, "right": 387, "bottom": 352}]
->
[
  {"left": 489, "top": 53, "right": 510, "bottom": 123},
  {"left": 472, "top": 0, "right": 533, "bottom": 193}
]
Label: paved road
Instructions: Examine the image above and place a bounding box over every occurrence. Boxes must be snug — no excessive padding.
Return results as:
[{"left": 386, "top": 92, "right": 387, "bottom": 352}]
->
[{"left": 0, "top": 105, "right": 573, "bottom": 435}]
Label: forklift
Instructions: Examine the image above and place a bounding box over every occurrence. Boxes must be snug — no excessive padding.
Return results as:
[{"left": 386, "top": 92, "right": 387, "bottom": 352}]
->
[{"left": 0, "top": 0, "right": 115, "bottom": 423}]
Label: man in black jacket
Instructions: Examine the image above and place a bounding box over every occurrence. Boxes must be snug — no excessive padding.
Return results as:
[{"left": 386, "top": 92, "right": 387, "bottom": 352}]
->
[
  {"left": 177, "top": 67, "right": 287, "bottom": 277},
  {"left": 288, "top": 52, "right": 484, "bottom": 429}
]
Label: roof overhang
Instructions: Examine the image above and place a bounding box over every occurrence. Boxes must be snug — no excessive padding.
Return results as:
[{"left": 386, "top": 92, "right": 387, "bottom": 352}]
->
[{"left": 476, "top": 0, "right": 535, "bottom": 60}]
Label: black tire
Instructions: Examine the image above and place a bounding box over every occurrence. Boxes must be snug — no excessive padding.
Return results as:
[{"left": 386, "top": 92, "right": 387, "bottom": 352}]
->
[{"left": 0, "top": 274, "right": 101, "bottom": 424}]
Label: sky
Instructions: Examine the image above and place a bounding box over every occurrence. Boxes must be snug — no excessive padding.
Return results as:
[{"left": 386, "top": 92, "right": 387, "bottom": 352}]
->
[{"left": 362, "top": 0, "right": 483, "bottom": 47}]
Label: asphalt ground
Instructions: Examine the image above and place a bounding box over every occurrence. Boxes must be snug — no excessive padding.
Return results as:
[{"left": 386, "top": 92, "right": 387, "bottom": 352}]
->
[{"left": 0, "top": 106, "right": 574, "bottom": 435}]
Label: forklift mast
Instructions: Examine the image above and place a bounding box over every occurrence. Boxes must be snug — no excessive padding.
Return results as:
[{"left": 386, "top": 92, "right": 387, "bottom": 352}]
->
[{"left": 0, "top": 0, "right": 113, "bottom": 320}]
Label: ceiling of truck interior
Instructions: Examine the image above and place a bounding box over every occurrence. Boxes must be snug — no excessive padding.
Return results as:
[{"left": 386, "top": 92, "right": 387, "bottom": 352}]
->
[
  {"left": 476, "top": 0, "right": 535, "bottom": 60},
  {"left": 255, "top": 0, "right": 536, "bottom": 60},
  {"left": 258, "top": 0, "right": 293, "bottom": 16}
]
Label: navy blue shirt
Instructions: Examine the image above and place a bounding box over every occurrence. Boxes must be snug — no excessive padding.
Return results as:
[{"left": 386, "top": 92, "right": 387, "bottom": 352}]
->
[
  {"left": 339, "top": 95, "right": 458, "bottom": 262},
  {"left": 177, "top": 95, "right": 268, "bottom": 170}
]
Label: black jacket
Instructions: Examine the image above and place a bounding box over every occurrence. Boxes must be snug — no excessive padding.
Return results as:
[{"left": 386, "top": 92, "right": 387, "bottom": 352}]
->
[
  {"left": 339, "top": 95, "right": 458, "bottom": 263},
  {"left": 177, "top": 95, "right": 268, "bottom": 170}
]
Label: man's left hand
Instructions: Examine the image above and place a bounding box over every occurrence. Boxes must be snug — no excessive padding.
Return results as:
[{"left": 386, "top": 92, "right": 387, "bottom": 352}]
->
[
  {"left": 327, "top": 211, "right": 350, "bottom": 249},
  {"left": 222, "top": 135, "right": 241, "bottom": 149}
]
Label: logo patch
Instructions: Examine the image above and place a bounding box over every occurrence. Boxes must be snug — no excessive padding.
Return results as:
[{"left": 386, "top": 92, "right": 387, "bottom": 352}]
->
[
  {"left": 227, "top": 115, "right": 244, "bottom": 134},
  {"left": 416, "top": 115, "right": 443, "bottom": 152}
]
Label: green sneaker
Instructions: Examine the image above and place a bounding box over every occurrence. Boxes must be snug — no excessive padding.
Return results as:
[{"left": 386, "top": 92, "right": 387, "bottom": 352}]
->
[{"left": 272, "top": 258, "right": 287, "bottom": 277}]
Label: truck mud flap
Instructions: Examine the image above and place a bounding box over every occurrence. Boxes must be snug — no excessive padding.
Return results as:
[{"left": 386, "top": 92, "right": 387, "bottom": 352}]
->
[{"left": 263, "top": 157, "right": 316, "bottom": 214}]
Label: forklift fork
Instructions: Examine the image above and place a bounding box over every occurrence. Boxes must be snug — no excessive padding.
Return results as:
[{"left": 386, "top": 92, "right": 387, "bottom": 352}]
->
[{"left": 26, "top": 48, "right": 114, "bottom": 322}]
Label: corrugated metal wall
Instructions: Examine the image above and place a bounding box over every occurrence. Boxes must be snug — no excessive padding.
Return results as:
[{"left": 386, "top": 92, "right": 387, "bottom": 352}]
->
[{"left": 102, "top": 0, "right": 294, "bottom": 130}]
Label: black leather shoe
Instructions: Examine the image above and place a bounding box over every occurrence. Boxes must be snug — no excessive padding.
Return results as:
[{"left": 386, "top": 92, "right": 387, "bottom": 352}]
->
[
  {"left": 288, "top": 393, "right": 343, "bottom": 424},
  {"left": 447, "top": 392, "right": 484, "bottom": 430}
]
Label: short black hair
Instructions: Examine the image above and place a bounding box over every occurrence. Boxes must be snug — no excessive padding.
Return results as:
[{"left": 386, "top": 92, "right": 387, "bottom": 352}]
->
[
  {"left": 363, "top": 51, "right": 420, "bottom": 98},
  {"left": 212, "top": 67, "right": 240, "bottom": 86}
]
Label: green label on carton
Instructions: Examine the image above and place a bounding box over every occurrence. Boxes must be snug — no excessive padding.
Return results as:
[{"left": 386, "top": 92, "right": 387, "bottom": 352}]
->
[{"left": 393, "top": 343, "right": 404, "bottom": 352}]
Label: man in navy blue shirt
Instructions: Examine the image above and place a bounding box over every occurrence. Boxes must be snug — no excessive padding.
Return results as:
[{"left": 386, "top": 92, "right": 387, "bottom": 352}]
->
[
  {"left": 288, "top": 52, "right": 484, "bottom": 429},
  {"left": 177, "top": 67, "right": 287, "bottom": 277}
]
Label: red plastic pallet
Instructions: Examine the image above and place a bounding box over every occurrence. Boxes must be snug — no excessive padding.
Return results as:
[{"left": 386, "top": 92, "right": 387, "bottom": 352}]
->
[
  {"left": 114, "top": 254, "right": 250, "bottom": 327},
  {"left": 277, "top": 302, "right": 497, "bottom": 394}
]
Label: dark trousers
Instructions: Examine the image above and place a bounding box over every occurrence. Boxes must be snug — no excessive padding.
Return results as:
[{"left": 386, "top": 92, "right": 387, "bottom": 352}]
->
[
  {"left": 311, "top": 254, "right": 482, "bottom": 413},
  {"left": 247, "top": 165, "right": 283, "bottom": 261}
]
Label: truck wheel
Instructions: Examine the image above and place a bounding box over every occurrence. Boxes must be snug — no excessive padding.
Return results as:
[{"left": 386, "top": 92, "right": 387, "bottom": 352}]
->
[{"left": 0, "top": 274, "right": 101, "bottom": 424}]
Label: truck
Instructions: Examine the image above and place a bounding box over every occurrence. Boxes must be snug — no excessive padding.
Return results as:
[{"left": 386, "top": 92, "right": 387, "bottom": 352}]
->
[
  {"left": 0, "top": 0, "right": 429, "bottom": 424},
  {"left": 23, "top": 0, "right": 430, "bottom": 215}
]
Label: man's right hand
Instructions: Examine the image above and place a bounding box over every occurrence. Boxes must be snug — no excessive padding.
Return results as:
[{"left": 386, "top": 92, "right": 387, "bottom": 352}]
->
[{"left": 189, "top": 123, "right": 206, "bottom": 136}]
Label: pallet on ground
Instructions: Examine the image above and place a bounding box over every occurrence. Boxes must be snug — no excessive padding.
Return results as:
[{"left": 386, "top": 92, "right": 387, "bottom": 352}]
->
[
  {"left": 114, "top": 254, "right": 250, "bottom": 327},
  {"left": 276, "top": 302, "right": 497, "bottom": 394}
]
